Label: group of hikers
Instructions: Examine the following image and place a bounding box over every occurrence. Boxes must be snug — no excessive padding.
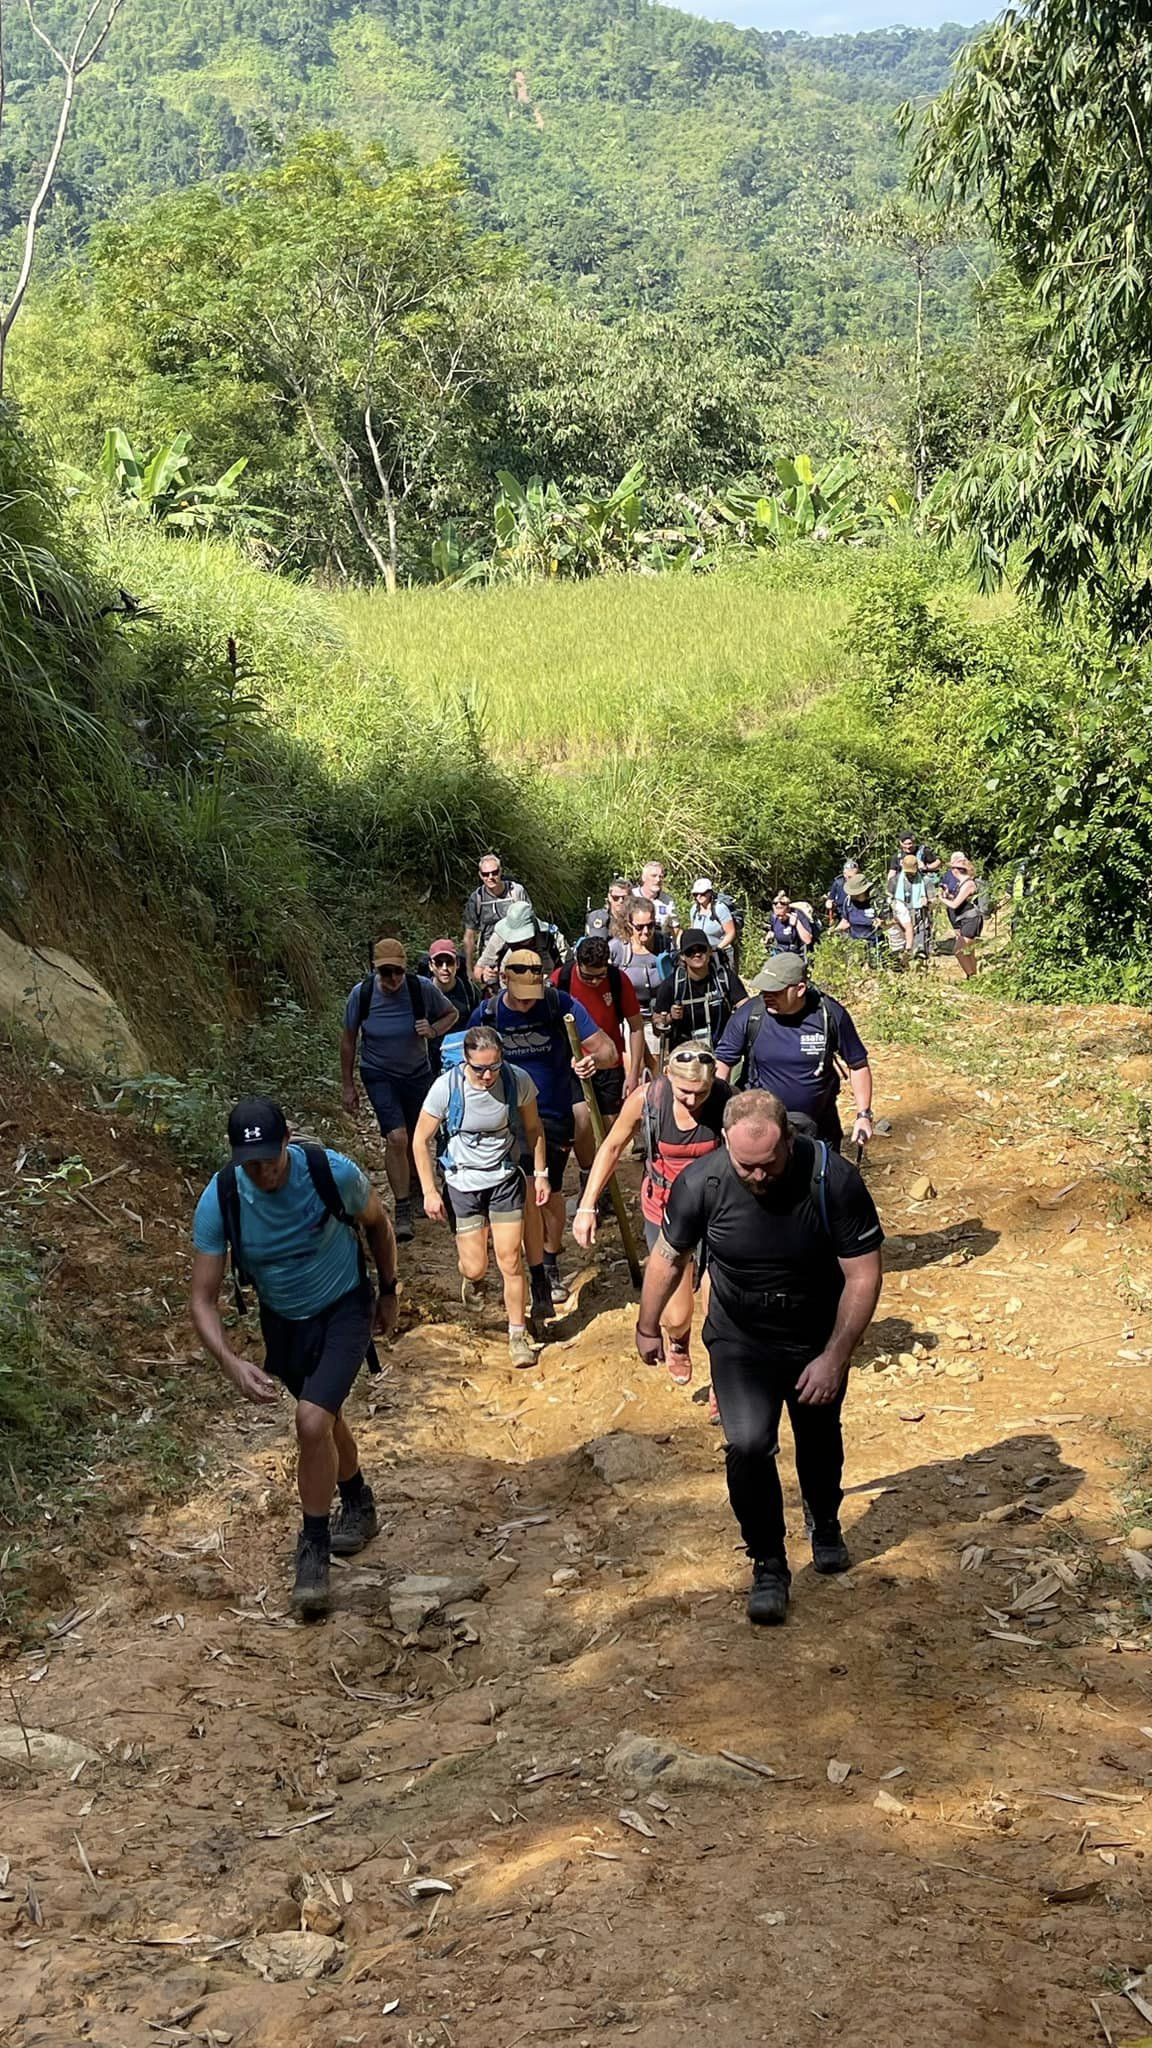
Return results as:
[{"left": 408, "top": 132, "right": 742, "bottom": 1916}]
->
[{"left": 189, "top": 836, "right": 975, "bottom": 1627}]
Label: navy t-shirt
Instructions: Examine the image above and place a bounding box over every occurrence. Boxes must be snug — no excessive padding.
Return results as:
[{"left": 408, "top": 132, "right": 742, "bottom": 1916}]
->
[
  {"left": 714, "top": 991, "right": 868, "bottom": 1120},
  {"left": 467, "top": 991, "right": 597, "bottom": 1122}
]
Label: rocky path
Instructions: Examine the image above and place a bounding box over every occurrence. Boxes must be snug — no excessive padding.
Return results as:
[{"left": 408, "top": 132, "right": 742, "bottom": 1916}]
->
[{"left": 6, "top": 1001, "right": 1152, "bottom": 2046}]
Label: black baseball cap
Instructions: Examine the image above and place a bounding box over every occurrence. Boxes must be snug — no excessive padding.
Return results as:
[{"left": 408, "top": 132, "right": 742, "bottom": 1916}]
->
[
  {"left": 228, "top": 1095, "right": 288, "bottom": 1163},
  {"left": 679, "top": 927, "right": 711, "bottom": 956}
]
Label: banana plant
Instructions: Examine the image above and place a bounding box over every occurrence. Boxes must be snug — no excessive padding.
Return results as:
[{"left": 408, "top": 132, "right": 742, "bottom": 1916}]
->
[
  {"left": 713, "top": 453, "right": 876, "bottom": 547},
  {"left": 98, "top": 428, "right": 265, "bottom": 533}
]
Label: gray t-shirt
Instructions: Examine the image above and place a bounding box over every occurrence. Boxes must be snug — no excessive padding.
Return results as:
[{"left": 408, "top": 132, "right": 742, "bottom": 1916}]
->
[
  {"left": 343, "top": 975, "right": 453, "bottom": 1080},
  {"left": 423, "top": 1062, "right": 537, "bottom": 1190}
]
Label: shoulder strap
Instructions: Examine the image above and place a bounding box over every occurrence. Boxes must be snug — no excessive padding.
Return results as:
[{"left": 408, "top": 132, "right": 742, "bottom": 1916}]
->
[
  {"left": 545, "top": 986, "right": 562, "bottom": 1025},
  {"left": 405, "top": 971, "right": 427, "bottom": 1024},
  {"left": 556, "top": 959, "right": 574, "bottom": 993},
  {"left": 356, "top": 973, "right": 375, "bottom": 1028},
  {"left": 484, "top": 994, "right": 499, "bottom": 1023},
  {"left": 302, "top": 1143, "right": 353, "bottom": 1224},
  {"left": 607, "top": 962, "right": 625, "bottom": 1011},
  {"left": 817, "top": 994, "right": 845, "bottom": 1080},
  {"left": 215, "top": 1161, "right": 249, "bottom": 1310},
  {"left": 444, "top": 1066, "right": 468, "bottom": 1141},
  {"left": 745, "top": 995, "right": 766, "bottom": 1056},
  {"left": 644, "top": 1074, "right": 669, "bottom": 1175},
  {"left": 496, "top": 1064, "right": 524, "bottom": 1149},
  {"left": 810, "top": 1138, "right": 830, "bottom": 1235}
]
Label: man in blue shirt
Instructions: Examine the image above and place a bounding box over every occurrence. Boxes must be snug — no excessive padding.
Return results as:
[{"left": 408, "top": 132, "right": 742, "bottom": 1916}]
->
[
  {"left": 340, "top": 936, "right": 458, "bottom": 1243},
  {"left": 468, "top": 943, "right": 618, "bottom": 1328},
  {"left": 714, "top": 953, "right": 874, "bottom": 1151},
  {"left": 190, "top": 1097, "right": 399, "bottom": 1618}
]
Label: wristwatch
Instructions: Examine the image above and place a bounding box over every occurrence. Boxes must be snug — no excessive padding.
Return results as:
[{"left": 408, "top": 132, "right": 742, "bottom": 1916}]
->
[
  {"left": 856, "top": 1108, "right": 874, "bottom": 1123},
  {"left": 378, "top": 1276, "right": 398, "bottom": 1296}
]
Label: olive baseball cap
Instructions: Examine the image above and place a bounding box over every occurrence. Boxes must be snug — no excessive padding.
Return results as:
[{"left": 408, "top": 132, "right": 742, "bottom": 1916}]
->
[{"left": 749, "top": 954, "right": 807, "bottom": 994}]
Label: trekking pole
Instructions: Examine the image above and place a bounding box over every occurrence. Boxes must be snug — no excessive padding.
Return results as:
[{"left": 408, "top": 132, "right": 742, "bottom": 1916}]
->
[{"left": 564, "top": 1013, "right": 644, "bottom": 1289}]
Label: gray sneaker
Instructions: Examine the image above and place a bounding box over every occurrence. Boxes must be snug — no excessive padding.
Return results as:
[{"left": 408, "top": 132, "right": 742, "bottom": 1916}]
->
[
  {"left": 508, "top": 1329, "right": 537, "bottom": 1369},
  {"left": 330, "top": 1487, "right": 379, "bottom": 1557},
  {"left": 291, "top": 1533, "right": 331, "bottom": 1618}
]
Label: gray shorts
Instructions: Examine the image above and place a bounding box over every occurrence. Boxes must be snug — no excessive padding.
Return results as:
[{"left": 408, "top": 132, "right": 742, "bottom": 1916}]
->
[{"left": 446, "top": 1169, "right": 525, "bottom": 1234}]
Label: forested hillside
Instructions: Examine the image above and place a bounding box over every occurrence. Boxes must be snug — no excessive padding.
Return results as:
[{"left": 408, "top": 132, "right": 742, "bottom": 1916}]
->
[{"left": 2, "top": 0, "right": 975, "bottom": 347}]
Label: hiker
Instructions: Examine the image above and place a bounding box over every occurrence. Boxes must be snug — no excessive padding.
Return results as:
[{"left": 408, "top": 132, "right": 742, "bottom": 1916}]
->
[
  {"left": 825, "top": 860, "right": 863, "bottom": 927},
  {"left": 714, "top": 954, "right": 873, "bottom": 1152},
  {"left": 574, "top": 1041, "right": 730, "bottom": 1393},
  {"left": 611, "top": 895, "right": 668, "bottom": 1067},
  {"left": 635, "top": 1090, "right": 883, "bottom": 1626},
  {"left": 651, "top": 929, "right": 746, "bottom": 1050},
  {"left": 835, "top": 872, "right": 882, "bottom": 950},
  {"left": 467, "top": 944, "right": 618, "bottom": 1325},
  {"left": 886, "top": 833, "right": 941, "bottom": 890},
  {"left": 689, "top": 879, "right": 738, "bottom": 960},
  {"left": 768, "top": 891, "right": 815, "bottom": 959},
  {"left": 599, "top": 877, "right": 636, "bottom": 945},
  {"left": 413, "top": 1026, "right": 548, "bottom": 1369},
  {"left": 462, "top": 854, "right": 527, "bottom": 976},
  {"left": 190, "top": 1097, "right": 398, "bottom": 1618},
  {"left": 340, "top": 939, "right": 458, "bottom": 1243},
  {"left": 555, "top": 934, "right": 644, "bottom": 1126},
  {"left": 940, "top": 851, "right": 983, "bottom": 978},
  {"left": 890, "top": 853, "right": 934, "bottom": 966},
  {"left": 477, "top": 898, "right": 565, "bottom": 976},
  {"left": 424, "top": 940, "right": 476, "bottom": 1074},
  {"left": 638, "top": 862, "right": 679, "bottom": 947}
]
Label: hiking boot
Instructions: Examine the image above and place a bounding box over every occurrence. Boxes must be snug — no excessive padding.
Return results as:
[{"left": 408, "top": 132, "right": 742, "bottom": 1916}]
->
[
  {"left": 508, "top": 1329, "right": 537, "bottom": 1369},
  {"left": 393, "top": 1198, "right": 415, "bottom": 1245},
  {"left": 811, "top": 1522, "right": 851, "bottom": 1575},
  {"left": 461, "top": 1275, "right": 485, "bottom": 1311},
  {"left": 330, "top": 1486, "right": 379, "bottom": 1557},
  {"left": 543, "top": 1255, "right": 570, "bottom": 1305},
  {"left": 746, "top": 1559, "right": 789, "bottom": 1627},
  {"left": 291, "top": 1533, "right": 331, "bottom": 1618}
]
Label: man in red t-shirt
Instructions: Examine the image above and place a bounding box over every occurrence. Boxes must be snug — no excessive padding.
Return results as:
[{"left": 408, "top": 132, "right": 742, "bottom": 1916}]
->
[{"left": 553, "top": 935, "right": 644, "bottom": 1125}]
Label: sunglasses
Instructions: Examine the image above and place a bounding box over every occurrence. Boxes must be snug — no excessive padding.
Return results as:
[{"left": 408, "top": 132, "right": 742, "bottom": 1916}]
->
[
  {"left": 504, "top": 962, "right": 544, "bottom": 978},
  {"left": 630, "top": 919, "right": 654, "bottom": 929},
  {"left": 480, "top": 867, "right": 502, "bottom": 879},
  {"left": 465, "top": 1058, "right": 502, "bottom": 1077},
  {"left": 579, "top": 966, "right": 607, "bottom": 981},
  {"left": 670, "top": 1048, "right": 716, "bottom": 1068},
  {"left": 681, "top": 948, "right": 709, "bottom": 960},
  {"left": 376, "top": 962, "right": 406, "bottom": 978}
]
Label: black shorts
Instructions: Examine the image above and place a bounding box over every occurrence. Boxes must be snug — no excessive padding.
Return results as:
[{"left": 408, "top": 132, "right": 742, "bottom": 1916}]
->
[
  {"left": 951, "top": 912, "right": 984, "bottom": 940},
  {"left": 445, "top": 1169, "right": 526, "bottom": 1233},
  {"left": 259, "top": 1281, "right": 375, "bottom": 1415},
  {"left": 592, "top": 1067, "right": 625, "bottom": 1119},
  {"left": 364, "top": 1071, "right": 429, "bottom": 1139},
  {"left": 521, "top": 1110, "right": 574, "bottom": 1193}
]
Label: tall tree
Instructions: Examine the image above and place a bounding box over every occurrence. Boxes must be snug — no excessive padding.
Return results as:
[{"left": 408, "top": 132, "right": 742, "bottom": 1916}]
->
[
  {"left": 0, "top": 0, "right": 124, "bottom": 388},
  {"left": 94, "top": 136, "right": 508, "bottom": 587},
  {"left": 904, "top": 0, "right": 1152, "bottom": 635}
]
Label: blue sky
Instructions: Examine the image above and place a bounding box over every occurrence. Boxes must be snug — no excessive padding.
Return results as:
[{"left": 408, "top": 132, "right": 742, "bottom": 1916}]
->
[{"left": 671, "top": 0, "right": 987, "bottom": 30}]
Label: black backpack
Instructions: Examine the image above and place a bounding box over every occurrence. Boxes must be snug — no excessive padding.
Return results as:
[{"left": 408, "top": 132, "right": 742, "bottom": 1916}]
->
[
  {"left": 216, "top": 1145, "right": 378, "bottom": 1374},
  {"left": 356, "top": 969, "right": 428, "bottom": 1030},
  {"left": 739, "top": 990, "right": 842, "bottom": 1092},
  {"left": 557, "top": 956, "right": 626, "bottom": 1014}
]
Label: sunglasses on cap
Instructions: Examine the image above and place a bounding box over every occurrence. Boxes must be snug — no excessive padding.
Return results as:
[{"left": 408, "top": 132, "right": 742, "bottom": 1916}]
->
[{"left": 669, "top": 1047, "right": 716, "bottom": 1068}]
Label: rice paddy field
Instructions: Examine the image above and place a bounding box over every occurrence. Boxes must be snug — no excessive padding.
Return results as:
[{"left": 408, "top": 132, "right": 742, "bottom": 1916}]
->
[{"left": 335, "top": 565, "right": 853, "bottom": 759}]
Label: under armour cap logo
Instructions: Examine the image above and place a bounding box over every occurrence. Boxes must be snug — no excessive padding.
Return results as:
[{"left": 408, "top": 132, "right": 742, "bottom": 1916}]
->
[{"left": 244, "top": 1126, "right": 262, "bottom": 1141}]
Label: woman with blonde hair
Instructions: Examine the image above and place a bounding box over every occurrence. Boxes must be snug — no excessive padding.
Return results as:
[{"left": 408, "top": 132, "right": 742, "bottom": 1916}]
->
[{"left": 939, "top": 852, "right": 982, "bottom": 978}]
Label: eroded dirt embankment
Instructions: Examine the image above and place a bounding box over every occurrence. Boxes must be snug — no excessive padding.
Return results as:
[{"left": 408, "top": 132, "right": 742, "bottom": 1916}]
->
[{"left": 5, "top": 999, "right": 1152, "bottom": 2046}]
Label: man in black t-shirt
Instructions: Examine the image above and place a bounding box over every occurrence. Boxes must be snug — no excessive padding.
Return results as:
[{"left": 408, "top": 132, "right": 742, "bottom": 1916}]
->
[{"left": 636, "top": 1089, "right": 883, "bottom": 1626}]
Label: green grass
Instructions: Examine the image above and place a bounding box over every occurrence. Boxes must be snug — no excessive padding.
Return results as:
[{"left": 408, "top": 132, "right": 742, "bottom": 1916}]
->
[{"left": 336, "top": 567, "right": 853, "bottom": 760}]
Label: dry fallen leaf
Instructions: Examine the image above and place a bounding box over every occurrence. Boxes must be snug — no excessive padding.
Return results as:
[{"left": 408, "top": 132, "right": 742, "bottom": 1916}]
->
[
  {"left": 618, "top": 1808, "right": 657, "bottom": 1839},
  {"left": 873, "top": 1788, "right": 909, "bottom": 1816},
  {"left": 407, "top": 1878, "right": 454, "bottom": 1899},
  {"left": 1042, "top": 1878, "right": 1101, "bottom": 1904},
  {"left": 826, "top": 1759, "right": 852, "bottom": 1785},
  {"left": 1125, "top": 1549, "right": 1152, "bottom": 1582}
]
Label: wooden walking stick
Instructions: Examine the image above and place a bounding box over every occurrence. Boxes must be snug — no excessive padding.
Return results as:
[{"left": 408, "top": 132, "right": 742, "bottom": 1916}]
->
[{"left": 564, "top": 1013, "right": 644, "bottom": 1288}]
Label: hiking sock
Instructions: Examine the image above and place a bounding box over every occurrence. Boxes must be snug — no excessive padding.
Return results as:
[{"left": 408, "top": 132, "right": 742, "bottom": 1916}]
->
[
  {"left": 302, "top": 1511, "right": 331, "bottom": 1549},
  {"left": 529, "top": 1261, "right": 549, "bottom": 1295},
  {"left": 338, "top": 1470, "right": 368, "bottom": 1508}
]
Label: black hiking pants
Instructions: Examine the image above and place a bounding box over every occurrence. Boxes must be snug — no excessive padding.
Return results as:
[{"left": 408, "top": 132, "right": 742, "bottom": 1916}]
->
[{"left": 704, "top": 1296, "right": 847, "bottom": 1572}]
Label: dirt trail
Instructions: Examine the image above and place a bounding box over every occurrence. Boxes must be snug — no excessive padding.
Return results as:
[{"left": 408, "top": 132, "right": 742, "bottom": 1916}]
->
[{"left": 6, "top": 1008, "right": 1152, "bottom": 2046}]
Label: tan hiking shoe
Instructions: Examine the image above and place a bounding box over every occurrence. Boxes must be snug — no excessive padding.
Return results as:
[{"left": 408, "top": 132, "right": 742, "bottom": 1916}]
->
[{"left": 508, "top": 1329, "right": 537, "bottom": 1369}]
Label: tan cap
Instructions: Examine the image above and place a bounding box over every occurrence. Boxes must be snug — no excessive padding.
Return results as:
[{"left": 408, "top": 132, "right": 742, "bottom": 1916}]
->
[{"left": 372, "top": 937, "right": 408, "bottom": 969}]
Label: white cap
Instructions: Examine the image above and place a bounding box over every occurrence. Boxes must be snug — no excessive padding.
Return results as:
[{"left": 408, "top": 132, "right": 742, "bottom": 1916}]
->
[{"left": 691, "top": 877, "right": 714, "bottom": 895}]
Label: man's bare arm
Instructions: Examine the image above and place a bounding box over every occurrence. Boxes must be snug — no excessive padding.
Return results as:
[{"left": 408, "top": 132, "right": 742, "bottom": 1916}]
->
[
  {"left": 795, "top": 1250, "right": 882, "bottom": 1404},
  {"left": 190, "top": 1251, "right": 279, "bottom": 1403}
]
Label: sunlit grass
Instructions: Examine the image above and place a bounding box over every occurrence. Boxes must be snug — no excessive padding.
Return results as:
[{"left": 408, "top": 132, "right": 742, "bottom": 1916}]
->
[{"left": 335, "top": 568, "right": 852, "bottom": 759}]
